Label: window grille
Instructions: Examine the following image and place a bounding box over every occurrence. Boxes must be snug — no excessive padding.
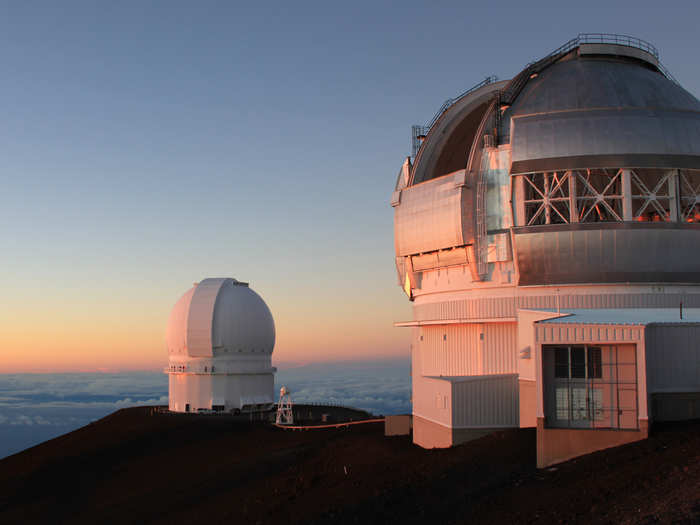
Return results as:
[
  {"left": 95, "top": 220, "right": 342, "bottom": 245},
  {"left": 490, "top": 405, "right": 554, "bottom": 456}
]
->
[{"left": 543, "top": 344, "right": 638, "bottom": 430}]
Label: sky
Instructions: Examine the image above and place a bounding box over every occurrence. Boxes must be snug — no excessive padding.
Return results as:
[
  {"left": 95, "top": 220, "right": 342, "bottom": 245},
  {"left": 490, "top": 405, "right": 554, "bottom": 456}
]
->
[{"left": 2, "top": 1, "right": 700, "bottom": 372}]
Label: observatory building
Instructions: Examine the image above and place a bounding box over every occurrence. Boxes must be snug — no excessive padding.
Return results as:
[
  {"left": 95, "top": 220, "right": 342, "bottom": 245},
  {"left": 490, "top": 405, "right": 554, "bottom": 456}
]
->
[
  {"left": 392, "top": 34, "right": 700, "bottom": 466},
  {"left": 166, "top": 278, "right": 276, "bottom": 413}
]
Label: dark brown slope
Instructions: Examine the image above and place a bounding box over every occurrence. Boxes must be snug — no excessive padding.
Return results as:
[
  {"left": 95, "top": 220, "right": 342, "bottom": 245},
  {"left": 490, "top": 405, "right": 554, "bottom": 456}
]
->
[{"left": 0, "top": 408, "right": 698, "bottom": 525}]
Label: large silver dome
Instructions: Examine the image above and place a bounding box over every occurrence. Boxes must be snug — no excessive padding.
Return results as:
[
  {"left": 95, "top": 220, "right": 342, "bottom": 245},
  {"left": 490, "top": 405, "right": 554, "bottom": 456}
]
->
[
  {"left": 507, "top": 52, "right": 700, "bottom": 175},
  {"left": 394, "top": 35, "right": 700, "bottom": 288}
]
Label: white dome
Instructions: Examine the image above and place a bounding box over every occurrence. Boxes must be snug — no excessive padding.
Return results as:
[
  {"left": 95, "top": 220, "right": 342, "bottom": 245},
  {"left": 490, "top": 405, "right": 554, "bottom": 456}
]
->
[{"left": 166, "top": 278, "right": 275, "bottom": 358}]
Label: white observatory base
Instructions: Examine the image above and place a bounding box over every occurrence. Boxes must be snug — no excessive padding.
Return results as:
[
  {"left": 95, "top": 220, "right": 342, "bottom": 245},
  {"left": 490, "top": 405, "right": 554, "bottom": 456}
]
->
[
  {"left": 165, "top": 278, "right": 277, "bottom": 414},
  {"left": 168, "top": 371, "right": 274, "bottom": 413}
]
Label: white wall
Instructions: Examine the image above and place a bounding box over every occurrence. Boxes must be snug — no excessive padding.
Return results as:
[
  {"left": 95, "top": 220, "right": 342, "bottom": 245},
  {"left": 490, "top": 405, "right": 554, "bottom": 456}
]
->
[
  {"left": 417, "top": 322, "right": 517, "bottom": 376},
  {"left": 168, "top": 372, "right": 274, "bottom": 412},
  {"left": 169, "top": 373, "right": 212, "bottom": 412},
  {"left": 517, "top": 309, "right": 564, "bottom": 381}
]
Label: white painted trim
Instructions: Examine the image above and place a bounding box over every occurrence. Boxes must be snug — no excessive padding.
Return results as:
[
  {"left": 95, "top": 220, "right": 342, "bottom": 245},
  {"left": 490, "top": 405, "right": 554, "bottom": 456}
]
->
[
  {"left": 452, "top": 424, "right": 516, "bottom": 429},
  {"left": 412, "top": 412, "right": 452, "bottom": 428},
  {"left": 413, "top": 412, "right": 515, "bottom": 430},
  {"left": 637, "top": 333, "right": 649, "bottom": 420},
  {"left": 395, "top": 317, "right": 517, "bottom": 327},
  {"left": 166, "top": 371, "right": 275, "bottom": 376},
  {"left": 648, "top": 388, "right": 700, "bottom": 393},
  {"left": 423, "top": 373, "right": 518, "bottom": 383}
]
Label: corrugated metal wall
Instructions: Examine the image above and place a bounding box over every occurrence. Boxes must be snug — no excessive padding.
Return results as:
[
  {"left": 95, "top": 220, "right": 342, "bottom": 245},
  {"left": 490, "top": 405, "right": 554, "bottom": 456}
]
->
[
  {"left": 413, "top": 292, "right": 700, "bottom": 322},
  {"left": 451, "top": 374, "right": 519, "bottom": 428},
  {"left": 419, "top": 324, "right": 479, "bottom": 376},
  {"left": 415, "top": 296, "right": 516, "bottom": 321},
  {"left": 646, "top": 325, "right": 700, "bottom": 392},
  {"left": 483, "top": 323, "right": 517, "bottom": 373},
  {"left": 418, "top": 322, "right": 517, "bottom": 376},
  {"left": 535, "top": 324, "right": 643, "bottom": 344}
]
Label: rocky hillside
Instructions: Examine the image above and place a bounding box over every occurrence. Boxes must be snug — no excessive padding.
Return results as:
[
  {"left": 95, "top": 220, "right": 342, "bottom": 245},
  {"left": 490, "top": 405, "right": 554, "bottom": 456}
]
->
[{"left": 0, "top": 407, "right": 698, "bottom": 524}]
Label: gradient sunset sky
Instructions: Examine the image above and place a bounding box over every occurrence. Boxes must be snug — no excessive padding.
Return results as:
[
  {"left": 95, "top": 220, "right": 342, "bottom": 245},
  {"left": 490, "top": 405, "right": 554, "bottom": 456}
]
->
[{"left": 3, "top": 2, "right": 699, "bottom": 372}]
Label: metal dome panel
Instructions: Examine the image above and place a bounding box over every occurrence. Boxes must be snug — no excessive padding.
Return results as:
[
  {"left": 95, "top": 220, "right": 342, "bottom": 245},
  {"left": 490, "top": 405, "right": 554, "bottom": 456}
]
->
[
  {"left": 186, "top": 278, "right": 228, "bottom": 357},
  {"left": 514, "top": 223, "right": 700, "bottom": 285},
  {"left": 165, "top": 285, "right": 195, "bottom": 356},
  {"left": 394, "top": 170, "right": 473, "bottom": 257},
  {"left": 166, "top": 278, "right": 276, "bottom": 358},
  {"left": 508, "top": 57, "right": 700, "bottom": 174},
  {"left": 211, "top": 280, "right": 275, "bottom": 355}
]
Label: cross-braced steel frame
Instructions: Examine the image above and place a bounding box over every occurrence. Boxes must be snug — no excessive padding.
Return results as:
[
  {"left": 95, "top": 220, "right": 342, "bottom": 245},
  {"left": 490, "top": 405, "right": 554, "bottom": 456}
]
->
[{"left": 513, "top": 168, "right": 700, "bottom": 226}]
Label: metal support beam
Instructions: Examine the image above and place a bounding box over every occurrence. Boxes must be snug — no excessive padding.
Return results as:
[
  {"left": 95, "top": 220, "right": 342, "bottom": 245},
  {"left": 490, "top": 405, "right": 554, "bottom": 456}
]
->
[
  {"left": 621, "top": 169, "right": 633, "bottom": 221},
  {"left": 514, "top": 175, "right": 526, "bottom": 226},
  {"left": 544, "top": 173, "right": 551, "bottom": 224},
  {"left": 668, "top": 169, "right": 680, "bottom": 222},
  {"left": 568, "top": 171, "right": 579, "bottom": 222}
]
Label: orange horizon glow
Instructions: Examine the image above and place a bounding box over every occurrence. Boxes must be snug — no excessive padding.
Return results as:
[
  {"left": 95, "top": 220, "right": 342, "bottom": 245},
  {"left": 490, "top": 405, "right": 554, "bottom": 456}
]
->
[{"left": 0, "top": 289, "right": 411, "bottom": 374}]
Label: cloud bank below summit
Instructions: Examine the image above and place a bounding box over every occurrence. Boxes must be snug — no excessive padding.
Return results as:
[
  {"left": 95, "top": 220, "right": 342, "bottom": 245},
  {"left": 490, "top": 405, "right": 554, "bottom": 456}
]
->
[{"left": 0, "top": 359, "right": 410, "bottom": 459}]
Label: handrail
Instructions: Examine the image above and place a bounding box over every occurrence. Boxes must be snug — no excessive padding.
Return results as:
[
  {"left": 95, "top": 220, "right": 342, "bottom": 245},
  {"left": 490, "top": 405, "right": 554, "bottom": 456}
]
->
[
  {"left": 410, "top": 34, "right": 678, "bottom": 159},
  {"left": 423, "top": 34, "right": 662, "bottom": 132},
  {"left": 578, "top": 33, "right": 658, "bottom": 58},
  {"left": 411, "top": 75, "right": 498, "bottom": 159},
  {"left": 494, "top": 33, "right": 678, "bottom": 141},
  {"left": 273, "top": 418, "right": 385, "bottom": 430},
  {"left": 500, "top": 33, "right": 674, "bottom": 107}
]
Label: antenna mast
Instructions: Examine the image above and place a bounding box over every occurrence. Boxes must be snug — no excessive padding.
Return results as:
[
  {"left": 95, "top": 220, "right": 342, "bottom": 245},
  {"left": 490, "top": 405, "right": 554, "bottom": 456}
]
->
[{"left": 275, "top": 386, "right": 294, "bottom": 425}]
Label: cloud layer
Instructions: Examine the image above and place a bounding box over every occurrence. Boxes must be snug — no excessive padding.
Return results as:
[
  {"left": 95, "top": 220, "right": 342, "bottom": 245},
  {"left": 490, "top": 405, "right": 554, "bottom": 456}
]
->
[
  {"left": 275, "top": 359, "right": 411, "bottom": 416},
  {"left": 0, "top": 360, "right": 410, "bottom": 459}
]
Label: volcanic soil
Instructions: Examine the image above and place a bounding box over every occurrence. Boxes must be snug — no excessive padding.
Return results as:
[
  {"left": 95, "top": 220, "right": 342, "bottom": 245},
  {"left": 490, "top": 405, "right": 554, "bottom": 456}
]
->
[{"left": 0, "top": 407, "right": 698, "bottom": 524}]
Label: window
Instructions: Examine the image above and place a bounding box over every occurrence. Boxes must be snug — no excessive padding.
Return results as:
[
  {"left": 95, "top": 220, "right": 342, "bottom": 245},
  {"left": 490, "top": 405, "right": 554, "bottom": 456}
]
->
[
  {"left": 571, "top": 347, "right": 586, "bottom": 378},
  {"left": 588, "top": 347, "right": 602, "bottom": 379},
  {"left": 544, "top": 344, "right": 637, "bottom": 430},
  {"left": 553, "top": 346, "right": 603, "bottom": 379},
  {"left": 555, "top": 387, "right": 569, "bottom": 419},
  {"left": 554, "top": 347, "right": 569, "bottom": 378}
]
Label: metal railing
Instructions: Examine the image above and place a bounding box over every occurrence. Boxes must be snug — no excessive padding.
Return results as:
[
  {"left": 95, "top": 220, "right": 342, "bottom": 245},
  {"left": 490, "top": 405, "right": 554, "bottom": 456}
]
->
[
  {"left": 411, "top": 124, "right": 429, "bottom": 158},
  {"left": 500, "top": 33, "right": 674, "bottom": 106},
  {"left": 411, "top": 75, "right": 498, "bottom": 158},
  {"left": 425, "top": 75, "right": 499, "bottom": 129},
  {"left": 273, "top": 418, "right": 385, "bottom": 431},
  {"left": 495, "top": 33, "right": 678, "bottom": 140},
  {"left": 411, "top": 33, "right": 678, "bottom": 157},
  {"left": 578, "top": 33, "right": 658, "bottom": 58}
]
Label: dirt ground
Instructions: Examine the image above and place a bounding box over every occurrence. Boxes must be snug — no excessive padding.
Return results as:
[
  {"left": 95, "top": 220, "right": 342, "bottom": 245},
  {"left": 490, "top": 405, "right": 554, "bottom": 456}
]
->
[{"left": 0, "top": 407, "right": 698, "bottom": 524}]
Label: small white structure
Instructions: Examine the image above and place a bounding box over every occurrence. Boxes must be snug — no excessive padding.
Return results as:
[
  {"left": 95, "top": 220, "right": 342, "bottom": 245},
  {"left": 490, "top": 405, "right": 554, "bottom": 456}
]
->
[
  {"left": 275, "top": 386, "right": 294, "bottom": 425},
  {"left": 166, "top": 278, "right": 276, "bottom": 413}
]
